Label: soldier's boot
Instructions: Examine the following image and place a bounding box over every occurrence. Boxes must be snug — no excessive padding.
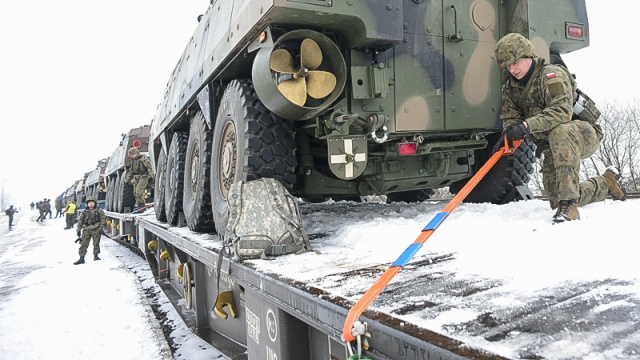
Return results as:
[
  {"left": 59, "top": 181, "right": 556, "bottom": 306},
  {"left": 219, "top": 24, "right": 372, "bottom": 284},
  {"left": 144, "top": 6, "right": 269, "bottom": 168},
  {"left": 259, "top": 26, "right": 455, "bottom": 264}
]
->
[
  {"left": 73, "top": 256, "right": 85, "bottom": 265},
  {"left": 604, "top": 167, "right": 627, "bottom": 201},
  {"left": 552, "top": 200, "right": 580, "bottom": 224},
  {"left": 94, "top": 254, "right": 101, "bottom": 261}
]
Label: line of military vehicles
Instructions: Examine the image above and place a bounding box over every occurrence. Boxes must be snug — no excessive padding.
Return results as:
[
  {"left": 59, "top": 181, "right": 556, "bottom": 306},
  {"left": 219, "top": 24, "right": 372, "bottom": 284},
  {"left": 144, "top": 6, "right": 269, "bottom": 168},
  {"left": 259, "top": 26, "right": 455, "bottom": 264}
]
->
[{"left": 59, "top": 1, "right": 592, "bottom": 358}]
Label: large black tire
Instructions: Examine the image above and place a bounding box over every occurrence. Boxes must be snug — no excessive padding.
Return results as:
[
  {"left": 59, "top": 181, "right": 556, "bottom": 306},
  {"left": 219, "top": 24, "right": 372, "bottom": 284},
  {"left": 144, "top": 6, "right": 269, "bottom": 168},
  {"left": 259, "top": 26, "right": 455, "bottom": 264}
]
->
[
  {"left": 116, "top": 172, "right": 135, "bottom": 213},
  {"left": 108, "top": 177, "right": 116, "bottom": 211},
  {"left": 165, "top": 132, "right": 188, "bottom": 225},
  {"left": 154, "top": 147, "right": 167, "bottom": 222},
  {"left": 449, "top": 136, "right": 536, "bottom": 204},
  {"left": 183, "top": 113, "right": 215, "bottom": 232},
  {"left": 105, "top": 177, "right": 113, "bottom": 211},
  {"left": 386, "top": 189, "right": 435, "bottom": 203},
  {"left": 115, "top": 173, "right": 123, "bottom": 212},
  {"left": 210, "top": 80, "right": 297, "bottom": 233}
]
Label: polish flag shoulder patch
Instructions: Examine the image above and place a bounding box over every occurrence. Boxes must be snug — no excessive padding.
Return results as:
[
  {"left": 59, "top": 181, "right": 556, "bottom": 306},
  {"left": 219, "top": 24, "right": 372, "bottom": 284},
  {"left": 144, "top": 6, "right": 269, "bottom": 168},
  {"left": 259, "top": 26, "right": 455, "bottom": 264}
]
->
[{"left": 546, "top": 72, "right": 557, "bottom": 79}]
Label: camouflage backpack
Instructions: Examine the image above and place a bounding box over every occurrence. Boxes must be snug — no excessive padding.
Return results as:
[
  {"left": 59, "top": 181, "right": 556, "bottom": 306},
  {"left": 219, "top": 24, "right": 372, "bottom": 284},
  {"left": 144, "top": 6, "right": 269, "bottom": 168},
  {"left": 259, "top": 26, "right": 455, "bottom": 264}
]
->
[{"left": 224, "top": 178, "right": 313, "bottom": 260}]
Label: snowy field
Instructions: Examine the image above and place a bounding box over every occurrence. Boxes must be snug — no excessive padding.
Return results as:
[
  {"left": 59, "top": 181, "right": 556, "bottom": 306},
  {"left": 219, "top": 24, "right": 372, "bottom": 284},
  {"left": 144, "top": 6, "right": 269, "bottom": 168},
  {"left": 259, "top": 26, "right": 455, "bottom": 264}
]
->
[
  {"left": 2, "top": 196, "right": 639, "bottom": 359},
  {"left": 0, "top": 210, "right": 223, "bottom": 360}
]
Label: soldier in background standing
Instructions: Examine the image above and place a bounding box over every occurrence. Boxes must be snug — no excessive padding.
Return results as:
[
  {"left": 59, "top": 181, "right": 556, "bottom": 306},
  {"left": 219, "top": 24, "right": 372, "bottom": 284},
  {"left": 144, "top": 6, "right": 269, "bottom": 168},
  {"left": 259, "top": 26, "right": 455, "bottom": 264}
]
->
[
  {"left": 36, "top": 200, "right": 46, "bottom": 222},
  {"left": 54, "top": 198, "right": 63, "bottom": 218},
  {"left": 493, "top": 33, "right": 626, "bottom": 224},
  {"left": 73, "top": 196, "right": 106, "bottom": 265},
  {"left": 125, "top": 147, "right": 153, "bottom": 210},
  {"left": 5, "top": 205, "right": 17, "bottom": 228},
  {"left": 63, "top": 200, "right": 77, "bottom": 229},
  {"left": 44, "top": 199, "right": 53, "bottom": 219}
]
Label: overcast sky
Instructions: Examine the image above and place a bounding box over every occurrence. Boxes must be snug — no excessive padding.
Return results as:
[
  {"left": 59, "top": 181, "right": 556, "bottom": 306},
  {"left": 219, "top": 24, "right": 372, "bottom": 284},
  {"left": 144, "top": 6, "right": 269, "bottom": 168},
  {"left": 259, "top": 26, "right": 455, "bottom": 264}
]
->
[
  {"left": 0, "top": 0, "right": 209, "bottom": 206},
  {"left": 0, "top": 0, "right": 636, "bottom": 207}
]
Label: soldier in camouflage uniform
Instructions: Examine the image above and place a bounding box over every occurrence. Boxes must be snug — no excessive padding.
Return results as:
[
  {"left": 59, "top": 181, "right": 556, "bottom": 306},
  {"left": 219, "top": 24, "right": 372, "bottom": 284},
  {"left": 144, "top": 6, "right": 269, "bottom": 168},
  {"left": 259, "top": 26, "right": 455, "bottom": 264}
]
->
[
  {"left": 36, "top": 200, "right": 47, "bottom": 222},
  {"left": 73, "top": 196, "right": 106, "bottom": 265},
  {"left": 125, "top": 147, "right": 153, "bottom": 210},
  {"left": 494, "top": 33, "right": 626, "bottom": 224}
]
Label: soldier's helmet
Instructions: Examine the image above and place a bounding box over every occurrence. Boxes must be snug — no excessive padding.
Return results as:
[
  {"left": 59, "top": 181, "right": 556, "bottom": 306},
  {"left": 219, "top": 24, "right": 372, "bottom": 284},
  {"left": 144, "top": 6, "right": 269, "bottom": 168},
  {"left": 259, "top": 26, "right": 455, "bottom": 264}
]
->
[
  {"left": 86, "top": 196, "right": 97, "bottom": 204},
  {"left": 128, "top": 147, "right": 140, "bottom": 156},
  {"left": 495, "top": 33, "right": 536, "bottom": 69}
]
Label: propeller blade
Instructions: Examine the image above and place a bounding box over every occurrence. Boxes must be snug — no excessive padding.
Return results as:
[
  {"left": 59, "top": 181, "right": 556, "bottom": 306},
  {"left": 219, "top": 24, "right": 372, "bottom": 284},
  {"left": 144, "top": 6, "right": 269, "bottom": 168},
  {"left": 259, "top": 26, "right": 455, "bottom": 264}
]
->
[
  {"left": 306, "top": 70, "right": 336, "bottom": 99},
  {"left": 277, "top": 77, "right": 307, "bottom": 106},
  {"left": 270, "top": 49, "right": 297, "bottom": 73},
  {"left": 300, "top": 38, "right": 322, "bottom": 70}
]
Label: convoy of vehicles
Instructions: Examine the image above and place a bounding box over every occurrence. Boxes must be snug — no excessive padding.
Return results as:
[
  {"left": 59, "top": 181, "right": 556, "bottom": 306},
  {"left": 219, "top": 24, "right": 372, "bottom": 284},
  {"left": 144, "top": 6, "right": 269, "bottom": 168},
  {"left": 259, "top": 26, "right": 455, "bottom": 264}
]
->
[{"left": 59, "top": 1, "right": 595, "bottom": 358}]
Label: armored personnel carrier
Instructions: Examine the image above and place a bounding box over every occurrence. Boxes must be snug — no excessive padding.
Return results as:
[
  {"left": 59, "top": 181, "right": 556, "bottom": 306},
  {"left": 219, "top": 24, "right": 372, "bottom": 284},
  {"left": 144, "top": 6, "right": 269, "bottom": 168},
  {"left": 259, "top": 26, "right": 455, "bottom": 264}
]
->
[
  {"left": 149, "top": 0, "right": 590, "bottom": 233},
  {"left": 104, "top": 125, "right": 152, "bottom": 213},
  {"left": 84, "top": 158, "right": 109, "bottom": 205}
]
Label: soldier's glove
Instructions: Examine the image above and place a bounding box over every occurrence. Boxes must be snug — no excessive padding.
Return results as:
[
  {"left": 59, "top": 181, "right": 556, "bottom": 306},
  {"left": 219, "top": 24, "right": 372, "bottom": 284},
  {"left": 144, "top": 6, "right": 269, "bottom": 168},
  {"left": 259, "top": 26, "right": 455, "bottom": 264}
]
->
[
  {"left": 504, "top": 122, "right": 529, "bottom": 149},
  {"left": 130, "top": 177, "right": 137, "bottom": 185},
  {"left": 77, "top": 230, "right": 81, "bottom": 238}
]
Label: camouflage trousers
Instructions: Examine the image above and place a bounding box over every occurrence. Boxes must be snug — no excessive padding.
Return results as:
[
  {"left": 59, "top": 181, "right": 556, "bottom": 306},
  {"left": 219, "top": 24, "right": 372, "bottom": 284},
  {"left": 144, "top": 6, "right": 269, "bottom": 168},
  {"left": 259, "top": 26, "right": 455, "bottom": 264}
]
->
[
  {"left": 541, "top": 120, "right": 608, "bottom": 209},
  {"left": 66, "top": 213, "right": 76, "bottom": 229},
  {"left": 78, "top": 226, "right": 102, "bottom": 257},
  {"left": 132, "top": 175, "right": 149, "bottom": 207}
]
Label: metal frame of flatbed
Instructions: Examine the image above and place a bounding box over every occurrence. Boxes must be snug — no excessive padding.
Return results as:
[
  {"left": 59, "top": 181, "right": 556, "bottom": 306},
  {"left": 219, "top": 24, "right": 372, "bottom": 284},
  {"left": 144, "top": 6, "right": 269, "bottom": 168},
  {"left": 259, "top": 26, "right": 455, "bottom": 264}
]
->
[{"left": 104, "top": 210, "right": 504, "bottom": 360}]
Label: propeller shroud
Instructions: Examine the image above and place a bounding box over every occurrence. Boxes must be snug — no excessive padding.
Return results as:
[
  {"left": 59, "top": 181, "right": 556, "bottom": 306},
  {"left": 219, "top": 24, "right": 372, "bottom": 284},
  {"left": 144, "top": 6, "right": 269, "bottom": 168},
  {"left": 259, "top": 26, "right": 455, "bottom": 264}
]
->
[{"left": 252, "top": 29, "right": 346, "bottom": 120}]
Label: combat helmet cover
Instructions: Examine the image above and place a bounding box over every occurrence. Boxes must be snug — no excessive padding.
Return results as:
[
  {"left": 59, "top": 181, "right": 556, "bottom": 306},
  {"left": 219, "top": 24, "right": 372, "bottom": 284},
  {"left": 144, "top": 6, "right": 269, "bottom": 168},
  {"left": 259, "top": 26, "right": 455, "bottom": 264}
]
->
[
  {"left": 86, "top": 196, "right": 98, "bottom": 204},
  {"left": 495, "top": 33, "right": 536, "bottom": 69},
  {"left": 128, "top": 147, "right": 140, "bottom": 156}
]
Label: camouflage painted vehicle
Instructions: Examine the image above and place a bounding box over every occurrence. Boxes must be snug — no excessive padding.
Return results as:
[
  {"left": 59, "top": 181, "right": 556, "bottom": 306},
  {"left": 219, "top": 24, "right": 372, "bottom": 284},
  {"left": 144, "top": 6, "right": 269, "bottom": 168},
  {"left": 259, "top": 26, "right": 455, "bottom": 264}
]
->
[
  {"left": 149, "top": 0, "right": 590, "bottom": 233},
  {"left": 73, "top": 173, "right": 89, "bottom": 209},
  {"left": 84, "top": 158, "right": 109, "bottom": 204},
  {"left": 104, "top": 126, "right": 152, "bottom": 213},
  {"left": 62, "top": 183, "right": 78, "bottom": 205}
]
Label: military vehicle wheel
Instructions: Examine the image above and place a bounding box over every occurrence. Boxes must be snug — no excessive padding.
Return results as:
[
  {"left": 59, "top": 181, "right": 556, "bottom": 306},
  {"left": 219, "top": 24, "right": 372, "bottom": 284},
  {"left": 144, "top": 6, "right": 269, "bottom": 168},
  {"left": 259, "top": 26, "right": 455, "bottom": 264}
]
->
[
  {"left": 105, "top": 178, "right": 113, "bottom": 211},
  {"left": 449, "top": 136, "right": 535, "bottom": 204},
  {"left": 165, "top": 131, "right": 188, "bottom": 225},
  {"left": 116, "top": 172, "right": 135, "bottom": 213},
  {"left": 183, "top": 113, "right": 214, "bottom": 232},
  {"left": 114, "top": 173, "right": 123, "bottom": 212},
  {"left": 386, "top": 189, "right": 435, "bottom": 203},
  {"left": 154, "top": 147, "right": 167, "bottom": 222},
  {"left": 108, "top": 177, "right": 117, "bottom": 211},
  {"left": 210, "top": 79, "right": 297, "bottom": 233}
]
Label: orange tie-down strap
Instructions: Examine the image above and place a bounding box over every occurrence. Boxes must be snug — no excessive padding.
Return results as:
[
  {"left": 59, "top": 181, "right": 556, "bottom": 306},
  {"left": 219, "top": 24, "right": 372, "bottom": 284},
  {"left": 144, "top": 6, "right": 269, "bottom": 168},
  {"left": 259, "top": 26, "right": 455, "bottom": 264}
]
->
[{"left": 342, "top": 138, "right": 522, "bottom": 343}]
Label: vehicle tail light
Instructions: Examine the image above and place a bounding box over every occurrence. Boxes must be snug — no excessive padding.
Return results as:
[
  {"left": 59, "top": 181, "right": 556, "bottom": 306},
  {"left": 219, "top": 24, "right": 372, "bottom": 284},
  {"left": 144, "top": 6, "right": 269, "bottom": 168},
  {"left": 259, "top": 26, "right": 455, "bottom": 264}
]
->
[
  {"left": 398, "top": 143, "right": 417, "bottom": 156},
  {"left": 567, "top": 25, "right": 584, "bottom": 39}
]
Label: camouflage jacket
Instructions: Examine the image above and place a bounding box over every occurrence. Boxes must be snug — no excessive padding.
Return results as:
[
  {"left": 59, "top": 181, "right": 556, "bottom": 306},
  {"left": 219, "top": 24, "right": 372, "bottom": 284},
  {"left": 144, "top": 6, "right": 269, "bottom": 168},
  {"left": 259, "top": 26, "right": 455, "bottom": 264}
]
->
[
  {"left": 126, "top": 155, "right": 153, "bottom": 180},
  {"left": 77, "top": 207, "right": 106, "bottom": 231},
  {"left": 500, "top": 58, "right": 578, "bottom": 144}
]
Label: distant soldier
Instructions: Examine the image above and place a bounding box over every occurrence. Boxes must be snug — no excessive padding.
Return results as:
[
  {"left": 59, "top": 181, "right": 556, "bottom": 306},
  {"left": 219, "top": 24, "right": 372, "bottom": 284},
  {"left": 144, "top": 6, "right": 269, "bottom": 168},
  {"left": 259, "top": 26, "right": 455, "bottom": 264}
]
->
[
  {"left": 30, "top": 202, "right": 35, "bottom": 210},
  {"left": 73, "top": 196, "right": 106, "bottom": 265},
  {"left": 5, "top": 205, "right": 17, "bottom": 227},
  {"left": 44, "top": 199, "right": 53, "bottom": 219},
  {"left": 54, "top": 198, "right": 63, "bottom": 218},
  {"left": 125, "top": 147, "right": 153, "bottom": 210},
  {"left": 36, "top": 200, "right": 46, "bottom": 222},
  {"left": 63, "top": 200, "right": 77, "bottom": 229}
]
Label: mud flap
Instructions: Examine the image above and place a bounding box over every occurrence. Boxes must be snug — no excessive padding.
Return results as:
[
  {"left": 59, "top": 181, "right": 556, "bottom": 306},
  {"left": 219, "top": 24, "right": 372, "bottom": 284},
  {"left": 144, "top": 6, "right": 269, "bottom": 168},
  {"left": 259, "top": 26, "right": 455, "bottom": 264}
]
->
[{"left": 328, "top": 136, "right": 367, "bottom": 180}]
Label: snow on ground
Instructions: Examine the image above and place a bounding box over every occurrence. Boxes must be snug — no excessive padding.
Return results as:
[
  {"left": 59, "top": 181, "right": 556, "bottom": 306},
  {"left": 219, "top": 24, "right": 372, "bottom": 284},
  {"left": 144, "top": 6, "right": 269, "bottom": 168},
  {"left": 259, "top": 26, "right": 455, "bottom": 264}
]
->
[
  {"left": 249, "top": 197, "right": 640, "bottom": 359},
  {"left": 1, "top": 196, "right": 639, "bottom": 359},
  {"left": 0, "top": 210, "right": 223, "bottom": 360}
]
